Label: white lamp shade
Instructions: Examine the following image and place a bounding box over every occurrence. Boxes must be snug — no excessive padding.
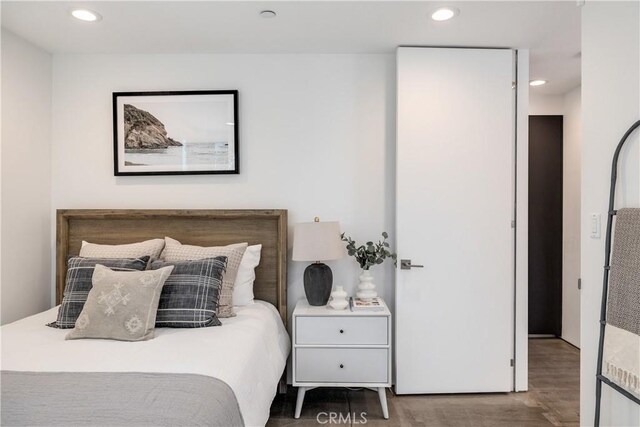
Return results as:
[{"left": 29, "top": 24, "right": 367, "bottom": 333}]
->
[{"left": 292, "top": 221, "right": 344, "bottom": 262}]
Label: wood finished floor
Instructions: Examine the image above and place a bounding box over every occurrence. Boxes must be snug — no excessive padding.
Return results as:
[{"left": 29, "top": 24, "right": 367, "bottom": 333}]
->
[{"left": 268, "top": 339, "right": 579, "bottom": 426}]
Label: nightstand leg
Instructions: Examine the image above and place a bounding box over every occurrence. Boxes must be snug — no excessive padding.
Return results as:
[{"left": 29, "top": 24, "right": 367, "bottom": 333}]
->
[
  {"left": 294, "top": 387, "right": 307, "bottom": 419},
  {"left": 377, "top": 387, "right": 389, "bottom": 419}
]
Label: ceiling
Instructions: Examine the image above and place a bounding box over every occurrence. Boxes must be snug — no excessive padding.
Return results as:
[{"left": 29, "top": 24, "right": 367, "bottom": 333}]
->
[{"left": 1, "top": 1, "right": 581, "bottom": 94}]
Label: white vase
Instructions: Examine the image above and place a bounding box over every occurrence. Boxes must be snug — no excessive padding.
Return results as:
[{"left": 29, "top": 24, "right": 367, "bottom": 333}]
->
[
  {"left": 356, "top": 269, "right": 377, "bottom": 301},
  {"left": 329, "top": 286, "right": 349, "bottom": 310}
]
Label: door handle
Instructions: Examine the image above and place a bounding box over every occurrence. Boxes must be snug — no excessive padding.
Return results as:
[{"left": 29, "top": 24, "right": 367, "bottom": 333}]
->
[{"left": 400, "top": 259, "right": 424, "bottom": 270}]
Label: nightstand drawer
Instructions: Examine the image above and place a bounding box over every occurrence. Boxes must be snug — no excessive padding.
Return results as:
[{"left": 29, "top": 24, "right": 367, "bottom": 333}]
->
[
  {"left": 296, "top": 348, "right": 388, "bottom": 383},
  {"left": 296, "top": 316, "right": 388, "bottom": 345}
]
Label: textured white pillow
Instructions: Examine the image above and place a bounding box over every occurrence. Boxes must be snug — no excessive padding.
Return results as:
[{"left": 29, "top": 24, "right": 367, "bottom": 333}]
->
[
  {"left": 80, "top": 239, "right": 165, "bottom": 259},
  {"left": 66, "top": 264, "right": 173, "bottom": 342},
  {"left": 233, "top": 244, "right": 262, "bottom": 306}
]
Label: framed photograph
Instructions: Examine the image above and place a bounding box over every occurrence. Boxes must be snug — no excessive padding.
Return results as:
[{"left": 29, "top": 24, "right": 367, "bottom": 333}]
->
[{"left": 113, "top": 90, "right": 239, "bottom": 176}]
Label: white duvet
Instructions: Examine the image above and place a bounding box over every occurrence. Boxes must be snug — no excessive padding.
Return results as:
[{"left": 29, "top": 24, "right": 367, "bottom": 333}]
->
[{"left": 0, "top": 301, "right": 290, "bottom": 427}]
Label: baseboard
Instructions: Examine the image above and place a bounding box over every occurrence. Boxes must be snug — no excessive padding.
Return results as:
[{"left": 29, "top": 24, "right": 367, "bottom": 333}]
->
[{"left": 559, "top": 337, "right": 580, "bottom": 350}]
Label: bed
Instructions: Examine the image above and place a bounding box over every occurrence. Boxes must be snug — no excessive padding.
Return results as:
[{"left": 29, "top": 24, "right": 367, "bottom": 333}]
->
[{"left": 1, "top": 209, "right": 290, "bottom": 427}]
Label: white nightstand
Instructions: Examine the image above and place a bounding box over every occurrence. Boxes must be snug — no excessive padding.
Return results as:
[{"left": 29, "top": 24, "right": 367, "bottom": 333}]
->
[{"left": 292, "top": 298, "right": 392, "bottom": 419}]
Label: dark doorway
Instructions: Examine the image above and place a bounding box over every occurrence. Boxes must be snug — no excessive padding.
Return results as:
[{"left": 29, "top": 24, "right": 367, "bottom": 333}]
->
[{"left": 529, "top": 115, "right": 563, "bottom": 336}]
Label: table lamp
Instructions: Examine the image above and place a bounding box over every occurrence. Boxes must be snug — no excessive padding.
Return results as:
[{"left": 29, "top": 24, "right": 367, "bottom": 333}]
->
[{"left": 292, "top": 218, "right": 344, "bottom": 306}]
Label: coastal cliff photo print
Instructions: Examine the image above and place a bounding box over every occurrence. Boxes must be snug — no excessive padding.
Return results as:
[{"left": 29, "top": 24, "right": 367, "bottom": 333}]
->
[{"left": 113, "top": 90, "right": 238, "bottom": 175}]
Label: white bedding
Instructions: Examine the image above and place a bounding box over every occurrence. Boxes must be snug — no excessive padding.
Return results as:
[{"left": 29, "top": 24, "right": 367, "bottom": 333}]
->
[{"left": 0, "top": 300, "right": 290, "bottom": 427}]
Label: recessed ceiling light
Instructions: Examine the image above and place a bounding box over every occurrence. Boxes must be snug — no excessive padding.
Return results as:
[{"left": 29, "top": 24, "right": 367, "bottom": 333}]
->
[
  {"left": 259, "top": 10, "right": 276, "bottom": 18},
  {"left": 529, "top": 80, "right": 548, "bottom": 87},
  {"left": 431, "top": 7, "right": 459, "bottom": 21},
  {"left": 71, "top": 9, "right": 101, "bottom": 22}
]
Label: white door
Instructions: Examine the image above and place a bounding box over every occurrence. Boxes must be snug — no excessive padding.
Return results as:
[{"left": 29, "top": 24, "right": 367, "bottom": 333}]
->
[{"left": 395, "top": 47, "right": 515, "bottom": 394}]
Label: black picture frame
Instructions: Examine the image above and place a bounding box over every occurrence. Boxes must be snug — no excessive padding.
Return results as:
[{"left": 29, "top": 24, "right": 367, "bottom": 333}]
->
[{"left": 113, "top": 90, "right": 239, "bottom": 176}]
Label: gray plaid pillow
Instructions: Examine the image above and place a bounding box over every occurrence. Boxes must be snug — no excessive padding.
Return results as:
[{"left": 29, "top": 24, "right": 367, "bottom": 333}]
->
[
  {"left": 161, "top": 238, "right": 247, "bottom": 318},
  {"left": 150, "top": 256, "right": 227, "bottom": 328},
  {"left": 51, "top": 256, "right": 150, "bottom": 329}
]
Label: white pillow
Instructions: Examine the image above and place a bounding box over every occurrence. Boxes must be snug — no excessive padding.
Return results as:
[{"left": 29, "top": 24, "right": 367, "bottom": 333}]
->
[
  {"left": 233, "top": 244, "right": 262, "bottom": 306},
  {"left": 80, "top": 239, "right": 165, "bottom": 259}
]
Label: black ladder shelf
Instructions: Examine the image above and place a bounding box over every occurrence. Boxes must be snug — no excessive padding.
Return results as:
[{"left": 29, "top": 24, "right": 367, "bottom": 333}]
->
[{"left": 594, "top": 119, "right": 640, "bottom": 427}]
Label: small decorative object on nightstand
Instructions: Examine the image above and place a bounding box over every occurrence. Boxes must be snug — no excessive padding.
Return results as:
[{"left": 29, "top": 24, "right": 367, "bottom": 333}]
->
[
  {"left": 357, "top": 270, "right": 377, "bottom": 300},
  {"left": 341, "top": 232, "right": 396, "bottom": 301},
  {"left": 292, "top": 298, "right": 392, "bottom": 419},
  {"left": 328, "top": 286, "right": 349, "bottom": 310},
  {"left": 292, "top": 218, "right": 344, "bottom": 306}
]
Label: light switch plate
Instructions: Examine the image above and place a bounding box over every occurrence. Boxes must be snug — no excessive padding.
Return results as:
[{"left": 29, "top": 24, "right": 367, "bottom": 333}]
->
[{"left": 590, "top": 213, "right": 601, "bottom": 239}]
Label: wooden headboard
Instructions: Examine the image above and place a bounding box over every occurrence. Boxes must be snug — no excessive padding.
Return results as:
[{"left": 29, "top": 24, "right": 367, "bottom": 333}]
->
[{"left": 56, "top": 209, "right": 288, "bottom": 326}]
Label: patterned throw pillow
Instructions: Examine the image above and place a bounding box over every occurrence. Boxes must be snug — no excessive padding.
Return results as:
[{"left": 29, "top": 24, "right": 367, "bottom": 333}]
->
[
  {"left": 66, "top": 264, "right": 174, "bottom": 341},
  {"left": 150, "top": 256, "right": 227, "bottom": 328},
  {"left": 52, "top": 256, "right": 150, "bottom": 329},
  {"left": 161, "top": 237, "right": 247, "bottom": 318},
  {"left": 79, "top": 239, "right": 165, "bottom": 259}
]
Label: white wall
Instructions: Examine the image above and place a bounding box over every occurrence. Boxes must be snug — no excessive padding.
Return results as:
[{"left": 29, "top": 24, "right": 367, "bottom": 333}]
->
[
  {"left": 529, "top": 93, "right": 564, "bottom": 115},
  {"left": 562, "top": 86, "right": 581, "bottom": 348},
  {"left": 51, "top": 53, "right": 396, "bottom": 320},
  {"left": 581, "top": 2, "right": 640, "bottom": 426},
  {"left": 0, "top": 29, "right": 53, "bottom": 325}
]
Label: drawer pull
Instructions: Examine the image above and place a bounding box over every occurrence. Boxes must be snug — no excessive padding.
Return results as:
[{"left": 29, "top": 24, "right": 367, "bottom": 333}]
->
[
  {"left": 339, "top": 329, "right": 344, "bottom": 334},
  {"left": 339, "top": 364, "right": 344, "bottom": 369}
]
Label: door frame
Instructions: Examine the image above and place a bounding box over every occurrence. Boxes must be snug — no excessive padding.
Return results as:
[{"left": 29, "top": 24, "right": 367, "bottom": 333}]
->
[{"left": 514, "top": 49, "right": 529, "bottom": 392}]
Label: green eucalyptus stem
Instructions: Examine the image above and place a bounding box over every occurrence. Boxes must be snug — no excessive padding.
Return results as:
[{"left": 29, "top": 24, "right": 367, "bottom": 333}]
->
[{"left": 341, "top": 231, "right": 397, "bottom": 270}]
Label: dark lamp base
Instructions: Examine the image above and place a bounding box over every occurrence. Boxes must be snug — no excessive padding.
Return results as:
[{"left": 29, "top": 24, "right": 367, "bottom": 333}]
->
[{"left": 303, "top": 263, "right": 333, "bottom": 306}]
